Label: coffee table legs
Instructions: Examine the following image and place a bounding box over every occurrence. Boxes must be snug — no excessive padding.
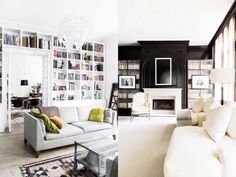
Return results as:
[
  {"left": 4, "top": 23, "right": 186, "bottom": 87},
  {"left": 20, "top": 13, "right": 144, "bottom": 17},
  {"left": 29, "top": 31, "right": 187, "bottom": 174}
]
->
[{"left": 74, "top": 142, "right": 78, "bottom": 170}]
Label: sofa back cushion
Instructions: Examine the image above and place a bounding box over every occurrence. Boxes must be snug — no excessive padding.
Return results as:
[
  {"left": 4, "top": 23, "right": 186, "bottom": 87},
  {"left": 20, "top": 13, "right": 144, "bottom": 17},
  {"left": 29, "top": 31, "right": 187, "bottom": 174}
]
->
[
  {"left": 204, "top": 105, "right": 232, "bottom": 143},
  {"left": 192, "top": 97, "right": 204, "bottom": 113},
  {"left": 77, "top": 106, "right": 94, "bottom": 121},
  {"left": 38, "top": 106, "right": 60, "bottom": 117},
  {"left": 58, "top": 107, "right": 79, "bottom": 123},
  {"left": 203, "top": 97, "right": 221, "bottom": 112}
]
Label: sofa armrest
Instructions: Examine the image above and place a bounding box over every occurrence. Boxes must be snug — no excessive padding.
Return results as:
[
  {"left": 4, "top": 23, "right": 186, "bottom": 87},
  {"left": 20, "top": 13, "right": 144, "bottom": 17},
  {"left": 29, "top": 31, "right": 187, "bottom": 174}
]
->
[
  {"left": 111, "top": 110, "right": 117, "bottom": 129},
  {"left": 24, "top": 112, "right": 45, "bottom": 151},
  {"left": 176, "top": 109, "right": 192, "bottom": 126}
]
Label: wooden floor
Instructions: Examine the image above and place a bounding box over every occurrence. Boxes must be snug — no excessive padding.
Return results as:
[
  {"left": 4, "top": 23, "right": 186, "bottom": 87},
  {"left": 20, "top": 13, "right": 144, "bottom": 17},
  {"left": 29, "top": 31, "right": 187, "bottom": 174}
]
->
[{"left": 0, "top": 117, "right": 75, "bottom": 177}]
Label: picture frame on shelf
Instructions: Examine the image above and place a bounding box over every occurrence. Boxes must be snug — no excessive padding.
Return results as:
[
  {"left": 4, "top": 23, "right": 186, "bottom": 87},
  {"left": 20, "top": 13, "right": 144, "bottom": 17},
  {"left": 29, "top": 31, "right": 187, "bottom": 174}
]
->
[
  {"left": 191, "top": 75, "right": 209, "bottom": 89},
  {"left": 118, "top": 75, "right": 136, "bottom": 89}
]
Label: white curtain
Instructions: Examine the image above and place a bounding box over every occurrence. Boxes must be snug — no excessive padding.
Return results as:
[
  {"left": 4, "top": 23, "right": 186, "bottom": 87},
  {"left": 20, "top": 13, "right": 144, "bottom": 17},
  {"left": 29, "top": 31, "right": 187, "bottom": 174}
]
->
[{"left": 214, "top": 17, "right": 235, "bottom": 102}]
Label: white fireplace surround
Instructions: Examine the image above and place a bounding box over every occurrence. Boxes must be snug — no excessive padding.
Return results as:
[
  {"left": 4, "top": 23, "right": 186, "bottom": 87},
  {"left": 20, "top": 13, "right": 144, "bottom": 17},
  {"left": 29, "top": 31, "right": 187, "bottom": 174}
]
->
[{"left": 144, "top": 88, "right": 182, "bottom": 116}]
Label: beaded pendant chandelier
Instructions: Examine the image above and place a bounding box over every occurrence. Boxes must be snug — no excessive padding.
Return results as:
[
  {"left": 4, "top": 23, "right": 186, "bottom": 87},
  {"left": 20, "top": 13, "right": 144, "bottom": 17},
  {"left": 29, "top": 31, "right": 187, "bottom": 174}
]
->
[{"left": 57, "top": 1, "right": 92, "bottom": 49}]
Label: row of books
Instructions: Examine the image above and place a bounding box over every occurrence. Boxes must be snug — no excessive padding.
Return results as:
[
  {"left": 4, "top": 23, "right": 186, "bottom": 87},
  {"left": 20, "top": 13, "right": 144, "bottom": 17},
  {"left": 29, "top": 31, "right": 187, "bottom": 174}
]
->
[
  {"left": 94, "top": 91, "right": 103, "bottom": 99},
  {"left": 22, "top": 36, "right": 37, "bottom": 48},
  {"left": 118, "top": 103, "right": 127, "bottom": 108},
  {"left": 4, "top": 34, "right": 20, "bottom": 46},
  {"left": 39, "top": 37, "right": 51, "bottom": 50},
  {"left": 56, "top": 73, "right": 67, "bottom": 80},
  {"left": 68, "top": 73, "right": 80, "bottom": 80},
  {"left": 81, "top": 64, "right": 93, "bottom": 71},
  {"left": 53, "top": 37, "right": 66, "bottom": 48},
  {"left": 188, "top": 60, "right": 212, "bottom": 70},
  {"left": 53, "top": 94, "right": 65, "bottom": 101},
  {"left": 94, "top": 43, "right": 104, "bottom": 53},
  {"left": 53, "top": 60, "right": 66, "bottom": 69},
  {"left": 94, "top": 64, "right": 103, "bottom": 71},
  {"left": 81, "top": 74, "right": 93, "bottom": 81},
  {"left": 128, "top": 64, "right": 139, "bottom": 69},
  {"left": 54, "top": 50, "right": 67, "bottom": 58},
  {"left": 82, "top": 43, "right": 93, "bottom": 51},
  {"left": 94, "top": 75, "right": 104, "bottom": 81},
  {"left": 53, "top": 84, "right": 67, "bottom": 91},
  {"left": 68, "top": 82, "right": 80, "bottom": 90},
  {"left": 68, "top": 52, "right": 80, "bottom": 59},
  {"left": 94, "top": 56, "right": 104, "bottom": 62},
  {"left": 118, "top": 63, "right": 128, "bottom": 70},
  {"left": 68, "top": 61, "right": 80, "bottom": 70}
]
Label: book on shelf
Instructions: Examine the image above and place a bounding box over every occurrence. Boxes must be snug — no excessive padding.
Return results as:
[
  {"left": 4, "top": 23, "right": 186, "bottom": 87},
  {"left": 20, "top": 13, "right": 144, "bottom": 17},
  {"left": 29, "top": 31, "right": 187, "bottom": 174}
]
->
[
  {"left": 53, "top": 37, "right": 66, "bottom": 48},
  {"left": 82, "top": 43, "right": 93, "bottom": 51},
  {"left": 94, "top": 43, "right": 104, "bottom": 53},
  {"left": 38, "top": 37, "right": 51, "bottom": 50},
  {"left": 68, "top": 52, "right": 80, "bottom": 59},
  {"left": 4, "top": 33, "right": 20, "bottom": 46},
  {"left": 94, "top": 56, "right": 104, "bottom": 62},
  {"left": 54, "top": 50, "right": 67, "bottom": 58},
  {"left": 22, "top": 36, "right": 37, "bottom": 48}
]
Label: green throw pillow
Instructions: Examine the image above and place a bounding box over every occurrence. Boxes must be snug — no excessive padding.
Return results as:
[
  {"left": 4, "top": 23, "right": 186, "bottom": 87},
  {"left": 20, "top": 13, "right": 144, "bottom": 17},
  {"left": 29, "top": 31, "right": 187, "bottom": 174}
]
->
[
  {"left": 32, "top": 111, "right": 60, "bottom": 134},
  {"left": 89, "top": 108, "right": 105, "bottom": 122}
]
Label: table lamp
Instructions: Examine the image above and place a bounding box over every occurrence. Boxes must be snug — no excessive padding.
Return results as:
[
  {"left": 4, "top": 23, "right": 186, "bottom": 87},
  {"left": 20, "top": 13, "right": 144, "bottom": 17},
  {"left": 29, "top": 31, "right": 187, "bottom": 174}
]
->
[{"left": 210, "top": 68, "right": 235, "bottom": 105}]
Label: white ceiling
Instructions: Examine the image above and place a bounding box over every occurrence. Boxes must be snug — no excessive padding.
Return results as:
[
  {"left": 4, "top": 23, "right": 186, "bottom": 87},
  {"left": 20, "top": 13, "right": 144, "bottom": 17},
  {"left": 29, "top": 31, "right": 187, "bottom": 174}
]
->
[
  {"left": 0, "top": 0, "right": 118, "bottom": 42},
  {"left": 119, "top": 0, "right": 234, "bottom": 45}
]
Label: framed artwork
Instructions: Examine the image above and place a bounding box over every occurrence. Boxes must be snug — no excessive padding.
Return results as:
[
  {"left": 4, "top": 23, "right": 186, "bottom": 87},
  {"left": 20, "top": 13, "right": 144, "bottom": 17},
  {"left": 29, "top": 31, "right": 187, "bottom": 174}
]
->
[
  {"left": 192, "top": 75, "right": 209, "bottom": 89},
  {"left": 155, "top": 58, "right": 172, "bottom": 85},
  {"left": 118, "top": 75, "right": 136, "bottom": 89}
]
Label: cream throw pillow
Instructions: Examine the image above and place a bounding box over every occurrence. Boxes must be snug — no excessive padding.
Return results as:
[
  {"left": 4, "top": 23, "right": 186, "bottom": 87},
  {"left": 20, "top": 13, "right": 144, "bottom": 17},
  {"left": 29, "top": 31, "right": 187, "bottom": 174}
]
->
[
  {"left": 204, "top": 105, "right": 232, "bottom": 143},
  {"left": 192, "top": 97, "right": 204, "bottom": 113},
  {"left": 203, "top": 96, "right": 221, "bottom": 112}
]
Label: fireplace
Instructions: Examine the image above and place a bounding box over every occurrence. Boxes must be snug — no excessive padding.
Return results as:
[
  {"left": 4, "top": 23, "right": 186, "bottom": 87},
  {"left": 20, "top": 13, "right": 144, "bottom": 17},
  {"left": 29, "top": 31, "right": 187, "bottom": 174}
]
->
[
  {"left": 143, "top": 88, "right": 182, "bottom": 116},
  {"left": 153, "top": 99, "right": 175, "bottom": 110}
]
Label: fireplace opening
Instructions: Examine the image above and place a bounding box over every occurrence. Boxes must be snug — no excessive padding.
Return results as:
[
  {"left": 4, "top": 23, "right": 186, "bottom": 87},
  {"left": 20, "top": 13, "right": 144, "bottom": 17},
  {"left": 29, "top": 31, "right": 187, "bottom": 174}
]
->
[{"left": 153, "top": 99, "right": 175, "bottom": 110}]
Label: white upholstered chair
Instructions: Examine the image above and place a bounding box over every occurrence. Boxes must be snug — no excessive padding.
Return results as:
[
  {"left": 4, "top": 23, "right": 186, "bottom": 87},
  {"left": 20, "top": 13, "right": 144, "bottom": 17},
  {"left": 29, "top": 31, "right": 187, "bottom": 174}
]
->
[{"left": 131, "top": 92, "right": 151, "bottom": 121}]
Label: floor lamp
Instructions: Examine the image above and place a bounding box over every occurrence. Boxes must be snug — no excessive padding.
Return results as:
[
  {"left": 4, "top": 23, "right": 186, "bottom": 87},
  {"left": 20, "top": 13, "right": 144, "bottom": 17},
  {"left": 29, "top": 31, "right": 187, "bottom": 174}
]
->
[{"left": 210, "top": 68, "right": 235, "bottom": 105}]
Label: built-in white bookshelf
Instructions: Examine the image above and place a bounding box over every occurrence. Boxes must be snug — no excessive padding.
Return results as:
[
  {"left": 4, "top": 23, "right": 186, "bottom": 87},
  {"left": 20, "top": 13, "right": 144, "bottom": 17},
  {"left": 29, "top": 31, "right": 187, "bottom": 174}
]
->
[
  {"left": 0, "top": 27, "right": 2, "bottom": 103},
  {"left": 52, "top": 38, "right": 105, "bottom": 101},
  {"left": 188, "top": 59, "right": 213, "bottom": 108},
  {"left": 0, "top": 27, "right": 105, "bottom": 103}
]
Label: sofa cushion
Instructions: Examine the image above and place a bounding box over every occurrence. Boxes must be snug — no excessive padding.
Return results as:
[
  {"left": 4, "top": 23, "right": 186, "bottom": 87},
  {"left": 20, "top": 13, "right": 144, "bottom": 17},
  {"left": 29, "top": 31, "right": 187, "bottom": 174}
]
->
[
  {"left": 71, "top": 121, "right": 112, "bottom": 133},
  {"left": 45, "top": 124, "right": 83, "bottom": 140},
  {"left": 89, "top": 108, "right": 105, "bottom": 122},
  {"left": 204, "top": 105, "right": 232, "bottom": 143},
  {"left": 77, "top": 106, "right": 94, "bottom": 121},
  {"left": 50, "top": 116, "right": 65, "bottom": 129},
  {"left": 192, "top": 97, "right": 204, "bottom": 113},
  {"left": 32, "top": 112, "right": 60, "bottom": 134},
  {"left": 38, "top": 106, "right": 60, "bottom": 117},
  {"left": 203, "top": 97, "right": 221, "bottom": 112},
  {"left": 58, "top": 107, "right": 79, "bottom": 123},
  {"left": 104, "top": 108, "right": 113, "bottom": 124},
  {"left": 164, "top": 126, "right": 221, "bottom": 177}
]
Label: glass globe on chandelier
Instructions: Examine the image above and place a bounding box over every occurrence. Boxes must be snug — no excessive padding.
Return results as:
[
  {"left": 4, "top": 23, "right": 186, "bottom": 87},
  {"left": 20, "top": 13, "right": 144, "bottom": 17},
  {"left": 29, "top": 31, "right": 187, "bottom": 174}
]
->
[{"left": 57, "top": 1, "right": 93, "bottom": 50}]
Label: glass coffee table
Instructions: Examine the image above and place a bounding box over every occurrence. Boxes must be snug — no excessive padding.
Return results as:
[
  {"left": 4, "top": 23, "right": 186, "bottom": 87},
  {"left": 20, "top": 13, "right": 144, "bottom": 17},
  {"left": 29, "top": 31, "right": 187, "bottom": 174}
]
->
[{"left": 74, "top": 136, "right": 118, "bottom": 177}]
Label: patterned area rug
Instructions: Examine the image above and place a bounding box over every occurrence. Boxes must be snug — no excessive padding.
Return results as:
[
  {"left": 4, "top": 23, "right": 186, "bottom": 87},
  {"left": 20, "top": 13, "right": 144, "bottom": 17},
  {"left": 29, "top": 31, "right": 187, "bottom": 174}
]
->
[{"left": 19, "top": 152, "right": 90, "bottom": 177}]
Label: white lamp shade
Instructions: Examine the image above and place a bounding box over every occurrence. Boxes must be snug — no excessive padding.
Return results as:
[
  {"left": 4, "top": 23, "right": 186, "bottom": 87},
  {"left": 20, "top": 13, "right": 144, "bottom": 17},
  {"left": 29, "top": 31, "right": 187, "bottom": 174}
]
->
[{"left": 210, "top": 68, "right": 235, "bottom": 84}]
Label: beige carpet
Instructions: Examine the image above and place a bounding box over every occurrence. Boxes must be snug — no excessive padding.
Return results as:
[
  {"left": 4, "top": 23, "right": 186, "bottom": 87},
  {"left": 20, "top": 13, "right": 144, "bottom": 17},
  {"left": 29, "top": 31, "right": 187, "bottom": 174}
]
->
[{"left": 119, "top": 116, "right": 176, "bottom": 177}]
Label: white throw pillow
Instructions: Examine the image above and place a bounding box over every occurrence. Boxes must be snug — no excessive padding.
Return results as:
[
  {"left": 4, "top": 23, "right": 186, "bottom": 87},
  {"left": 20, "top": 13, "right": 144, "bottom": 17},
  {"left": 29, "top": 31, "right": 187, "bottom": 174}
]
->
[
  {"left": 77, "top": 106, "right": 94, "bottom": 121},
  {"left": 204, "top": 105, "right": 232, "bottom": 143},
  {"left": 219, "top": 147, "right": 236, "bottom": 177},
  {"left": 227, "top": 107, "right": 236, "bottom": 140},
  {"left": 192, "top": 97, "right": 204, "bottom": 113},
  {"left": 203, "top": 96, "right": 221, "bottom": 112},
  {"left": 58, "top": 107, "right": 79, "bottom": 123}
]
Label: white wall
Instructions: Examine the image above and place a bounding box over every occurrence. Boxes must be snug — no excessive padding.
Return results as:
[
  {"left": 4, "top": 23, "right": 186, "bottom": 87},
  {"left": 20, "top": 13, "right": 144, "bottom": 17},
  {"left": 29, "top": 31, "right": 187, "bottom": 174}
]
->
[
  {"left": 10, "top": 54, "right": 43, "bottom": 97},
  {"left": 104, "top": 35, "right": 118, "bottom": 106}
]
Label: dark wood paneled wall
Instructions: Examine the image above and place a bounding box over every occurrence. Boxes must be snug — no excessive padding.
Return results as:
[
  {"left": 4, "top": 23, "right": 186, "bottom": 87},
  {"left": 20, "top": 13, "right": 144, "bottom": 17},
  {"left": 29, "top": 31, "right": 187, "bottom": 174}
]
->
[
  {"left": 138, "top": 41, "right": 189, "bottom": 108},
  {"left": 118, "top": 43, "right": 210, "bottom": 109}
]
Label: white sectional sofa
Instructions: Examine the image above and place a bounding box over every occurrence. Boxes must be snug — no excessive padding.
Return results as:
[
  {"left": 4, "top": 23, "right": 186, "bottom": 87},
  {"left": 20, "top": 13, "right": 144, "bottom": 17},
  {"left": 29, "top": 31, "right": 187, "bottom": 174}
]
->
[
  {"left": 24, "top": 106, "right": 117, "bottom": 157},
  {"left": 165, "top": 103, "right": 236, "bottom": 177}
]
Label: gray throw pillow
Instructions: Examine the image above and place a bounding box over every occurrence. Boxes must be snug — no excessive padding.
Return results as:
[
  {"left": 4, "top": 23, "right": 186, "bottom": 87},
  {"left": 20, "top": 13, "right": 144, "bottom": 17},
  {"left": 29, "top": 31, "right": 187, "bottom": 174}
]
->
[{"left": 104, "top": 109, "right": 113, "bottom": 124}]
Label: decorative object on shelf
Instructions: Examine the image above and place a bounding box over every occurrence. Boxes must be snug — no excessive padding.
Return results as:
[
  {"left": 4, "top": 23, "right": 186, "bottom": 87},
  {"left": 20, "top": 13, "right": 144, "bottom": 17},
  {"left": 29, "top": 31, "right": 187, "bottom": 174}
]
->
[
  {"left": 210, "top": 68, "right": 235, "bottom": 105},
  {"left": 192, "top": 75, "right": 209, "bottom": 89},
  {"left": 118, "top": 75, "right": 136, "bottom": 89},
  {"left": 20, "top": 80, "right": 28, "bottom": 86}
]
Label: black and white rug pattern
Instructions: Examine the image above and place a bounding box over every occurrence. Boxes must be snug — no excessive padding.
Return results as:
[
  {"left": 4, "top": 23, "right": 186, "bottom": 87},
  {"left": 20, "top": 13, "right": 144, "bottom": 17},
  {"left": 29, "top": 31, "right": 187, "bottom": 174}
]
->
[{"left": 19, "top": 152, "right": 88, "bottom": 177}]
